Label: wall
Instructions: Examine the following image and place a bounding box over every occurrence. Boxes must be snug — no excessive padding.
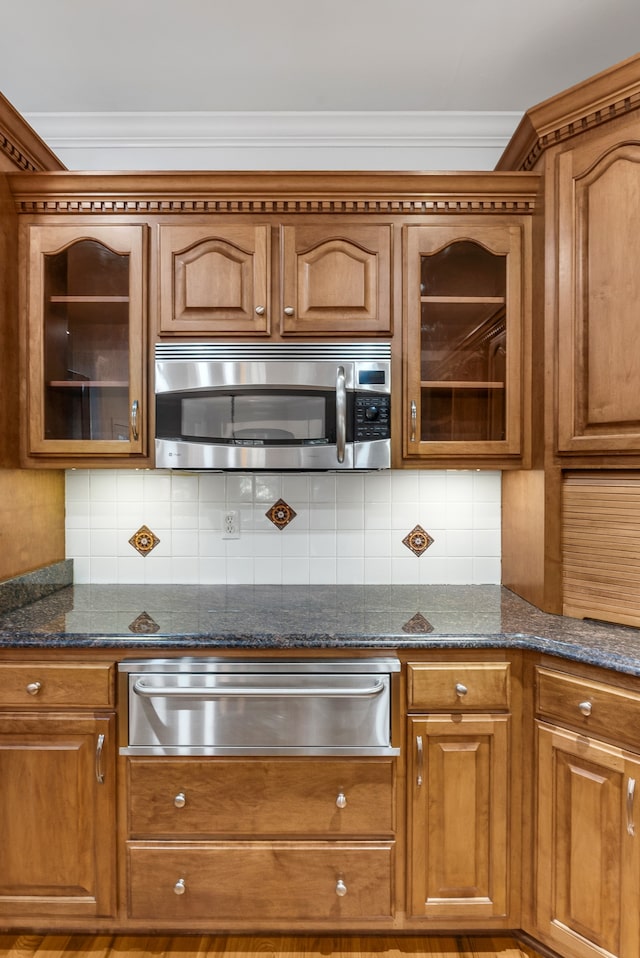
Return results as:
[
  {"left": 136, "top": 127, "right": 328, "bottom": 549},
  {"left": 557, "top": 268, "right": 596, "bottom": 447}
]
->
[{"left": 66, "top": 468, "right": 501, "bottom": 586}]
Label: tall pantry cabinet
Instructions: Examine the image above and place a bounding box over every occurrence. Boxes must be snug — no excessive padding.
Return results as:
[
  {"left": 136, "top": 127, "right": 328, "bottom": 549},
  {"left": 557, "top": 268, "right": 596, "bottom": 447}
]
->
[{"left": 499, "top": 52, "right": 640, "bottom": 627}]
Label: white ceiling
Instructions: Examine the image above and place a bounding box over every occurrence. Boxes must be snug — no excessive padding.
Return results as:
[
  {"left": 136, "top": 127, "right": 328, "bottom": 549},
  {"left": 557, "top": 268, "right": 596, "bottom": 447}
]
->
[{"left": 2, "top": 0, "right": 639, "bottom": 114}]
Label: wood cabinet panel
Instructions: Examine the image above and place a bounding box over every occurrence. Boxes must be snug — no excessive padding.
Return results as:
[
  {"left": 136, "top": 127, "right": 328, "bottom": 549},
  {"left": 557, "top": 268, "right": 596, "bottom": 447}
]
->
[
  {"left": 0, "top": 662, "right": 113, "bottom": 707},
  {"left": 407, "top": 662, "right": 510, "bottom": 711},
  {"left": 280, "top": 224, "right": 391, "bottom": 335},
  {"left": 403, "top": 221, "right": 526, "bottom": 463},
  {"left": 557, "top": 141, "right": 640, "bottom": 454},
  {"left": 128, "top": 757, "right": 394, "bottom": 837},
  {"left": 537, "top": 665, "right": 640, "bottom": 750},
  {"left": 0, "top": 712, "right": 116, "bottom": 919},
  {"left": 127, "top": 841, "right": 394, "bottom": 922},
  {"left": 535, "top": 721, "right": 640, "bottom": 958},
  {"left": 159, "top": 224, "right": 270, "bottom": 335},
  {"left": 407, "top": 714, "right": 510, "bottom": 921},
  {"left": 24, "top": 223, "right": 147, "bottom": 461}
]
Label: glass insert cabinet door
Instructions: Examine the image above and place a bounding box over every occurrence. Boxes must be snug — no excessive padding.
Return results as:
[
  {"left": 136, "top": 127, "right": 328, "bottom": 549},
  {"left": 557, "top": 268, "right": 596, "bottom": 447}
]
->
[
  {"left": 404, "top": 224, "right": 523, "bottom": 459},
  {"left": 26, "top": 225, "right": 146, "bottom": 457}
]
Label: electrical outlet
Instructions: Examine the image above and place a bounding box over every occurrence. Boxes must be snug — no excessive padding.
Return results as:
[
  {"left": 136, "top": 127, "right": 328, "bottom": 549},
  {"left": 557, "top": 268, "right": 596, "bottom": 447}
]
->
[{"left": 222, "top": 509, "right": 240, "bottom": 539}]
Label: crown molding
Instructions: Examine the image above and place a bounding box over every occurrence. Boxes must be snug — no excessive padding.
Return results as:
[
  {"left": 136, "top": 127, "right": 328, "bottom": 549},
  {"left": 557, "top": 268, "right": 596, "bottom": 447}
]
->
[{"left": 23, "top": 110, "right": 520, "bottom": 171}]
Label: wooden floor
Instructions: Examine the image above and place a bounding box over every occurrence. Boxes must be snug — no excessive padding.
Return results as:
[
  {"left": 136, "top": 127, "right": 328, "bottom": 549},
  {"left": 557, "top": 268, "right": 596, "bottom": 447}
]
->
[{"left": 0, "top": 935, "right": 547, "bottom": 958}]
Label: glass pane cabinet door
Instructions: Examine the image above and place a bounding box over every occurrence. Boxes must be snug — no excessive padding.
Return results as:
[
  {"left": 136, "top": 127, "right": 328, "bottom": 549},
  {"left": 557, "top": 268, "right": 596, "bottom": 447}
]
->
[
  {"left": 27, "top": 225, "right": 145, "bottom": 457},
  {"left": 404, "top": 225, "right": 522, "bottom": 459}
]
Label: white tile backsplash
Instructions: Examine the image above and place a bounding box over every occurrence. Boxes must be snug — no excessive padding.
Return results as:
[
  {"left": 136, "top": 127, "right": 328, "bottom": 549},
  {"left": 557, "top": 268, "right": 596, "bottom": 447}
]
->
[{"left": 65, "top": 469, "right": 502, "bottom": 585}]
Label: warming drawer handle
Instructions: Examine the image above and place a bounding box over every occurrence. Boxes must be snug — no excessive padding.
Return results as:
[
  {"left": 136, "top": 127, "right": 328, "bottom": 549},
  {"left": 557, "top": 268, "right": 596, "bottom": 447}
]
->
[{"left": 132, "top": 677, "right": 387, "bottom": 698}]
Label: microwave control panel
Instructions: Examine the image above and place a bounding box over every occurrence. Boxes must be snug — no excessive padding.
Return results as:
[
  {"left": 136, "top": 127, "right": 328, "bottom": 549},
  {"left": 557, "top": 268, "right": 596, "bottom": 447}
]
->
[{"left": 354, "top": 394, "right": 391, "bottom": 441}]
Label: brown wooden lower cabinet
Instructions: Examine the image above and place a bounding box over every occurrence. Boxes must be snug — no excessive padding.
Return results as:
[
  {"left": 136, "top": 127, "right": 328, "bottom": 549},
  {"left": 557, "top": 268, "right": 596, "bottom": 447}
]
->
[
  {"left": 127, "top": 841, "right": 394, "bottom": 922},
  {"left": 534, "top": 722, "right": 640, "bottom": 958},
  {"left": 407, "top": 714, "right": 510, "bottom": 922},
  {"left": 0, "top": 711, "right": 116, "bottom": 919}
]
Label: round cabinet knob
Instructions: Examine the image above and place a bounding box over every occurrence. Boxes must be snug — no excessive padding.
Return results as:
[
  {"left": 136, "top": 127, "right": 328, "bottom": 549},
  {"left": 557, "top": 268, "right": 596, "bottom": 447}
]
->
[
  {"left": 336, "top": 792, "right": 347, "bottom": 809},
  {"left": 174, "top": 792, "right": 186, "bottom": 808},
  {"left": 283, "top": 306, "right": 295, "bottom": 316},
  {"left": 26, "top": 682, "right": 42, "bottom": 696},
  {"left": 255, "top": 305, "right": 266, "bottom": 315},
  {"left": 174, "top": 878, "right": 186, "bottom": 896},
  {"left": 335, "top": 879, "right": 347, "bottom": 897},
  {"left": 578, "top": 701, "right": 592, "bottom": 717},
  {"left": 455, "top": 683, "right": 468, "bottom": 697}
]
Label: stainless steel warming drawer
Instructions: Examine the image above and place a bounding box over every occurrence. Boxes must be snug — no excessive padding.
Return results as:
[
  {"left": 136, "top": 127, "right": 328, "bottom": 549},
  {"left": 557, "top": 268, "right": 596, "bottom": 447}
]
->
[{"left": 118, "top": 657, "right": 401, "bottom": 756}]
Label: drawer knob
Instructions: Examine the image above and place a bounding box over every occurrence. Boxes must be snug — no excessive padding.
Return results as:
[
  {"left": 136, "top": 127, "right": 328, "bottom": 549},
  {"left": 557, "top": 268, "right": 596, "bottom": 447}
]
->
[
  {"left": 336, "top": 792, "right": 347, "bottom": 809},
  {"left": 335, "top": 879, "right": 347, "bottom": 897},
  {"left": 455, "top": 683, "right": 468, "bottom": 697},
  {"left": 174, "top": 792, "right": 186, "bottom": 808},
  {"left": 578, "top": 701, "right": 592, "bottom": 717},
  {"left": 174, "top": 878, "right": 186, "bottom": 895},
  {"left": 26, "top": 682, "right": 42, "bottom": 696}
]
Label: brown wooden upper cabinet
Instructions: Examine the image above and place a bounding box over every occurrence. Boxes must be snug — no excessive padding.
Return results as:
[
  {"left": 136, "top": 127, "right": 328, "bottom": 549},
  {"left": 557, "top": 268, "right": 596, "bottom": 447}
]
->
[
  {"left": 158, "top": 222, "right": 392, "bottom": 337},
  {"left": 24, "top": 224, "right": 147, "bottom": 460},
  {"left": 403, "top": 222, "right": 525, "bottom": 462},
  {"left": 556, "top": 135, "right": 640, "bottom": 455}
]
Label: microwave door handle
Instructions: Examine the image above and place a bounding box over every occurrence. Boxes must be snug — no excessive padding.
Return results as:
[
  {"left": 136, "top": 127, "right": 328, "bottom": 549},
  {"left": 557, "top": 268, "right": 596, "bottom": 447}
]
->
[{"left": 336, "top": 365, "right": 346, "bottom": 463}]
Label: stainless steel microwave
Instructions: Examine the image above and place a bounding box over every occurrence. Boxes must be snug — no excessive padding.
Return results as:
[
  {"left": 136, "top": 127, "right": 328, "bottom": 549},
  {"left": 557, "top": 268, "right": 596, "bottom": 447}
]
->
[{"left": 154, "top": 342, "right": 391, "bottom": 470}]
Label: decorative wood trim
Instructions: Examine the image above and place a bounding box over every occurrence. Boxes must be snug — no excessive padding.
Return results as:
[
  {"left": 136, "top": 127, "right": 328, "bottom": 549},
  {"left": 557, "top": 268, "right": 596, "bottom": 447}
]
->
[
  {"left": 498, "top": 53, "right": 640, "bottom": 171},
  {"left": 0, "top": 92, "right": 65, "bottom": 172},
  {"left": 7, "top": 171, "right": 540, "bottom": 215}
]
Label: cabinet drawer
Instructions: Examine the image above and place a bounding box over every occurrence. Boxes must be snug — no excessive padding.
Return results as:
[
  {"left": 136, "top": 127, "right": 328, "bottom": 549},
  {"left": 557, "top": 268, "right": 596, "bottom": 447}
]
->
[
  {"left": 536, "top": 667, "right": 640, "bottom": 750},
  {"left": 0, "top": 663, "right": 113, "bottom": 708},
  {"left": 128, "top": 841, "right": 394, "bottom": 921},
  {"left": 407, "top": 662, "right": 510, "bottom": 711},
  {"left": 128, "top": 758, "right": 394, "bottom": 837}
]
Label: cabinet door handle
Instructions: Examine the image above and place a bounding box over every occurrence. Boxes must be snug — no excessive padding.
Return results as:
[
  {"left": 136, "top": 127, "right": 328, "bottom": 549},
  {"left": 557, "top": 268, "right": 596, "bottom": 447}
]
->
[
  {"left": 255, "top": 305, "right": 266, "bottom": 315},
  {"left": 410, "top": 400, "right": 417, "bottom": 443},
  {"left": 283, "top": 306, "right": 295, "bottom": 316},
  {"left": 628, "top": 777, "right": 636, "bottom": 836},
  {"left": 416, "top": 734, "right": 424, "bottom": 787},
  {"left": 578, "top": 700, "right": 592, "bottom": 717},
  {"left": 26, "top": 681, "right": 42, "bottom": 696},
  {"left": 130, "top": 399, "right": 139, "bottom": 441},
  {"left": 95, "top": 733, "right": 105, "bottom": 784},
  {"left": 336, "top": 792, "right": 347, "bottom": 809}
]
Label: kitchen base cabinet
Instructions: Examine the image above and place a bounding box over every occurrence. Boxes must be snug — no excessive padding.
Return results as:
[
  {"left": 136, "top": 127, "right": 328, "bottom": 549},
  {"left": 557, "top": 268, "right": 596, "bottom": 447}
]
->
[
  {"left": 125, "top": 755, "right": 396, "bottom": 926},
  {"left": 127, "top": 842, "right": 394, "bottom": 923},
  {"left": 535, "top": 722, "right": 640, "bottom": 958},
  {"left": 0, "top": 712, "right": 116, "bottom": 920},
  {"left": 407, "top": 714, "right": 510, "bottom": 922}
]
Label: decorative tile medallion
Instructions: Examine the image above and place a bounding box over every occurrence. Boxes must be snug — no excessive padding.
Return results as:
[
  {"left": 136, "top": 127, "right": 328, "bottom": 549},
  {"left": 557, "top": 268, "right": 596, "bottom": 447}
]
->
[
  {"left": 402, "top": 612, "right": 434, "bottom": 634},
  {"left": 266, "top": 498, "right": 297, "bottom": 530},
  {"left": 402, "top": 524, "right": 434, "bottom": 557},
  {"left": 128, "top": 611, "right": 160, "bottom": 634},
  {"left": 129, "top": 525, "right": 160, "bottom": 557}
]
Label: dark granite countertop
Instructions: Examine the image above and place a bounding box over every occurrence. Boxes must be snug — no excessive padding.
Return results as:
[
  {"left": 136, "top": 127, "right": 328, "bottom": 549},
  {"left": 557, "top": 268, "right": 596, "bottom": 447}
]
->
[{"left": 0, "top": 582, "right": 640, "bottom": 678}]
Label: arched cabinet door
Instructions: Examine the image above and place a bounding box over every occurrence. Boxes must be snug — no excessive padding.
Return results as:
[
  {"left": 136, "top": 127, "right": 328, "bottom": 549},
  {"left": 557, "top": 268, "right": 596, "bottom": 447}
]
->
[
  {"left": 557, "top": 141, "right": 640, "bottom": 454},
  {"left": 280, "top": 224, "right": 392, "bottom": 335},
  {"left": 403, "top": 221, "right": 526, "bottom": 463},
  {"left": 25, "top": 224, "right": 146, "bottom": 459},
  {"left": 159, "top": 224, "right": 270, "bottom": 335}
]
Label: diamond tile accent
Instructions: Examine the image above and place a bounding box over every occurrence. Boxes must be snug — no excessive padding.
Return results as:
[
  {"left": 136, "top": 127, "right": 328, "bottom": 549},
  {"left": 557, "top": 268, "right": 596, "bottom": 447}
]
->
[
  {"left": 402, "top": 524, "right": 434, "bottom": 557},
  {"left": 402, "top": 612, "right": 434, "bottom": 634},
  {"left": 129, "top": 525, "right": 160, "bottom": 557},
  {"left": 266, "top": 498, "right": 297, "bottom": 530}
]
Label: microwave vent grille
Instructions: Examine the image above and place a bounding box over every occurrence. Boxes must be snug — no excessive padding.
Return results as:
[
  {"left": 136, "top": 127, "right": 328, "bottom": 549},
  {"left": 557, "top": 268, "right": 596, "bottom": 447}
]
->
[{"left": 155, "top": 342, "right": 391, "bottom": 363}]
